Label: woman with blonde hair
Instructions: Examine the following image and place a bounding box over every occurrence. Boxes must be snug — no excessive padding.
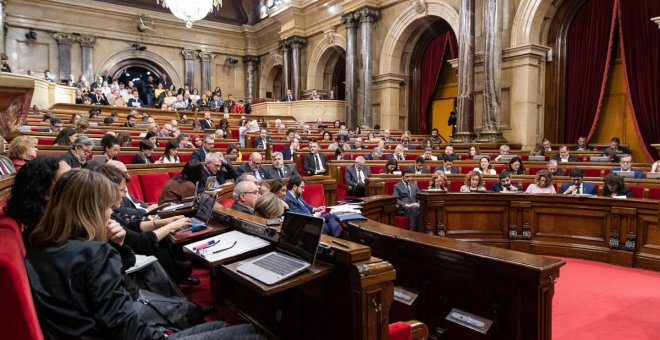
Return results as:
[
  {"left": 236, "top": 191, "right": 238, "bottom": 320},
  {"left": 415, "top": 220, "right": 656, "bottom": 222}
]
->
[
  {"left": 429, "top": 171, "right": 448, "bottom": 191},
  {"left": 25, "top": 169, "right": 264, "bottom": 339},
  {"left": 525, "top": 170, "right": 556, "bottom": 194},
  {"left": 255, "top": 192, "right": 287, "bottom": 219},
  {"left": 460, "top": 170, "right": 486, "bottom": 192},
  {"left": 7, "top": 136, "right": 38, "bottom": 171}
]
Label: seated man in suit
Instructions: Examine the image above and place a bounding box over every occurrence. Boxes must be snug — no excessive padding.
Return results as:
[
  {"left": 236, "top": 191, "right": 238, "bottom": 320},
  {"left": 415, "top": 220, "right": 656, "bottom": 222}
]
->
[
  {"left": 392, "top": 169, "right": 420, "bottom": 231},
  {"left": 385, "top": 144, "right": 406, "bottom": 161},
  {"left": 284, "top": 175, "right": 340, "bottom": 236},
  {"left": 408, "top": 156, "right": 429, "bottom": 174},
  {"left": 344, "top": 156, "right": 370, "bottom": 197},
  {"left": 252, "top": 128, "right": 272, "bottom": 150},
  {"left": 611, "top": 154, "right": 644, "bottom": 179},
  {"left": 542, "top": 138, "right": 553, "bottom": 152},
  {"left": 381, "top": 129, "right": 395, "bottom": 142},
  {"left": 609, "top": 137, "right": 630, "bottom": 154},
  {"left": 434, "top": 160, "right": 458, "bottom": 174},
  {"left": 39, "top": 117, "right": 64, "bottom": 133},
  {"left": 423, "top": 147, "right": 438, "bottom": 161},
  {"left": 281, "top": 89, "right": 296, "bottom": 102},
  {"left": 198, "top": 111, "right": 214, "bottom": 130},
  {"left": 440, "top": 145, "right": 460, "bottom": 162},
  {"left": 561, "top": 168, "right": 597, "bottom": 195},
  {"left": 236, "top": 152, "right": 269, "bottom": 180},
  {"left": 265, "top": 152, "right": 298, "bottom": 179},
  {"left": 494, "top": 144, "right": 511, "bottom": 161},
  {"left": 303, "top": 141, "right": 327, "bottom": 176},
  {"left": 491, "top": 170, "right": 522, "bottom": 192},
  {"left": 364, "top": 147, "right": 383, "bottom": 161},
  {"left": 281, "top": 138, "right": 300, "bottom": 161},
  {"left": 552, "top": 145, "right": 579, "bottom": 163},
  {"left": 126, "top": 90, "right": 144, "bottom": 107},
  {"left": 202, "top": 152, "right": 238, "bottom": 191},
  {"left": 191, "top": 135, "right": 214, "bottom": 162},
  {"left": 401, "top": 137, "right": 416, "bottom": 150},
  {"left": 351, "top": 137, "right": 368, "bottom": 150},
  {"left": 231, "top": 180, "right": 260, "bottom": 214},
  {"left": 88, "top": 87, "right": 109, "bottom": 105},
  {"left": 569, "top": 136, "right": 594, "bottom": 151},
  {"left": 546, "top": 159, "right": 566, "bottom": 176},
  {"left": 106, "top": 160, "right": 158, "bottom": 217}
]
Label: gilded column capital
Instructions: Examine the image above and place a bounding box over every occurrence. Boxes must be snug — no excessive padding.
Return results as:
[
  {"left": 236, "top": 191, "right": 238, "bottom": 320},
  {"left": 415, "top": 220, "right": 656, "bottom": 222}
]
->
[
  {"left": 198, "top": 51, "right": 216, "bottom": 62},
  {"left": 78, "top": 35, "right": 97, "bottom": 48},
  {"left": 357, "top": 7, "right": 379, "bottom": 23},
  {"left": 181, "top": 49, "right": 197, "bottom": 60},
  {"left": 53, "top": 32, "right": 76, "bottom": 45}
]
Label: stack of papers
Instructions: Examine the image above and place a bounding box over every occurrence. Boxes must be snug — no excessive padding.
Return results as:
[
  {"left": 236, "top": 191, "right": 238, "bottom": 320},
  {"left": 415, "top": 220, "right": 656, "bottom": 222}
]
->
[
  {"left": 126, "top": 255, "right": 158, "bottom": 274},
  {"left": 183, "top": 231, "right": 270, "bottom": 264},
  {"left": 328, "top": 204, "right": 362, "bottom": 215}
]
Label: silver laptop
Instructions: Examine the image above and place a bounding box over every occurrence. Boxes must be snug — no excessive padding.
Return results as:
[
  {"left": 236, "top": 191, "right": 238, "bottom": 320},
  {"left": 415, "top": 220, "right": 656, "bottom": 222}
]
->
[
  {"left": 590, "top": 156, "right": 610, "bottom": 162},
  {"left": 237, "top": 212, "right": 324, "bottom": 285},
  {"left": 645, "top": 172, "right": 660, "bottom": 179},
  {"left": 190, "top": 193, "right": 216, "bottom": 226},
  {"left": 527, "top": 155, "right": 546, "bottom": 162},
  {"left": 161, "top": 181, "right": 201, "bottom": 212},
  {"left": 613, "top": 171, "right": 635, "bottom": 179},
  {"left": 497, "top": 155, "right": 517, "bottom": 161},
  {"left": 472, "top": 155, "right": 490, "bottom": 160}
]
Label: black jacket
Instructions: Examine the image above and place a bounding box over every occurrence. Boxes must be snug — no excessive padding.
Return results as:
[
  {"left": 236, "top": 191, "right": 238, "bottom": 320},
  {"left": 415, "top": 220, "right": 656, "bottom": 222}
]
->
[{"left": 25, "top": 240, "right": 165, "bottom": 339}]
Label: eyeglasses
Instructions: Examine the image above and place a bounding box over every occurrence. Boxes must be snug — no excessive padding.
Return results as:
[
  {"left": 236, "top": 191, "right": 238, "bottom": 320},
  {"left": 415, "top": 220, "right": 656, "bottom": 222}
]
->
[{"left": 242, "top": 190, "right": 260, "bottom": 196}]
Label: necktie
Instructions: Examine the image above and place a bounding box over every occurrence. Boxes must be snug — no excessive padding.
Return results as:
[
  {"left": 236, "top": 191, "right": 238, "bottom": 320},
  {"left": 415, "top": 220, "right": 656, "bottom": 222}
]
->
[
  {"left": 315, "top": 154, "right": 323, "bottom": 172},
  {"left": 357, "top": 169, "right": 364, "bottom": 183},
  {"left": 399, "top": 155, "right": 403, "bottom": 161},
  {"left": 407, "top": 183, "right": 412, "bottom": 198},
  {"left": 577, "top": 185, "right": 581, "bottom": 194},
  {"left": 279, "top": 168, "right": 284, "bottom": 178}
]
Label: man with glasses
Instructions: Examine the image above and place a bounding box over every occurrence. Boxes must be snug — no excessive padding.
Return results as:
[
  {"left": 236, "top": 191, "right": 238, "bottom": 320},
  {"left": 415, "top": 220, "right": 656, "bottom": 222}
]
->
[
  {"left": 40, "top": 117, "right": 63, "bottom": 133},
  {"left": 60, "top": 136, "right": 93, "bottom": 168},
  {"left": 202, "top": 152, "right": 237, "bottom": 190},
  {"left": 127, "top": 90, "right": 144, "bottom": 107},
  {"left": 265, "top": 152, "right": 298, "bottom": 179},
  {"left": 345, "top": 156, "right": 371, "bottom": 197},
  {"left": 236, "top": 152, "right": 268, "bottom": 180},
  {"left": 284, "top": 175, "right": 340, "bottom": 236},
  {"left": 392, "top": 169, "right": 420, "bottom": 231},
  {"left": 561, "top": 168, "right": 597, "bottom": 195},
  {"left": 192, "top": 135, "right": 214, "bottom": 162},
  {"left": 231, "top": 180, "right": 260, "bottom": 214},
  {"left": 611, "top": 154, "right": 644, "bottom": 179}
]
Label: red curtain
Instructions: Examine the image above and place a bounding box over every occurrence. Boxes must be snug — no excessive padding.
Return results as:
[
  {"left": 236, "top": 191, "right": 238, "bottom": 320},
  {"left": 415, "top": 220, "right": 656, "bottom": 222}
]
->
[
  {"left": 564, "top": 0, "right": 617, "bottom": 143},
  {"left": 617, "top": 0, "right": 660, "bottom": 161},
  {"left": 419, "top": 31, "right": 457, "bottom": 134}
]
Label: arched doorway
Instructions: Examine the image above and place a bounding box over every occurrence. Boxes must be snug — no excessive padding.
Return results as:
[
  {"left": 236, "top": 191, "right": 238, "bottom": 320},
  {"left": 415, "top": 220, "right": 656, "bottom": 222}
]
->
[{"left": 264, "top": 65, "right": 282, "bottom": 100}]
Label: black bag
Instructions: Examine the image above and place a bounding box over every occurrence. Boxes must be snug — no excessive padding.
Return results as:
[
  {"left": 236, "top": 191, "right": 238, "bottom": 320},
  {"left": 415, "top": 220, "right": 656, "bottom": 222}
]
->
[{"left": 134, "top": 289, "right": 204, "bottom": 330}]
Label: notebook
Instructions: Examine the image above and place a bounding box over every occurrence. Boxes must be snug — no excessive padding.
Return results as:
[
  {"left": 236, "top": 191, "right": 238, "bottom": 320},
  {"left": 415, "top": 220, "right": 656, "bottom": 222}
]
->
[
  {"left": 236, "top": 212, "right": 324, "bottom": 285},
  {"left": 184, "top": 231, "right": 269, "bottom": 264},
  {"left": 161, "top": 181, "right": 201, "bottom": 212}
]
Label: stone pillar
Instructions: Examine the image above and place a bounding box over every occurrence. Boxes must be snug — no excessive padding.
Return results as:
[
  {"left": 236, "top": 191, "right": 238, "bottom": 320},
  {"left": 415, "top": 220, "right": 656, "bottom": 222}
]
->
[
  {"left": 357, "top": 7, "right": 379, "bottom": 127},
  {"left": 243, "top": 56, "right": 259, "bottom": 103},
  {"left": 452, "top": 0, "right": 477, "bottom": 143},
  {"left": 53, "top": 33, "right": 75, "bottom": 82},
  {"left": 289, "top": 36, "right": 306, "bottom": 100},
  {"left": 198, "top": 51, "right": 215, "bottom": 93},
  {"left": 181, "top": 49, "right": 196, "bottom": 87},
  {"left": 78, "top": 35, "right": 96, "bottom": 82},
  {"left": 341, "top": 12, "right": 359, "bottom": 128},
  {"left": 0, "top": 1, "right": 5, "bottom": 53},
  {"left": 476, "top": 0, "right": 507, "bottom": 142},
  {"left": 280, "top": 41, "right": 291, "bottom": 97}
]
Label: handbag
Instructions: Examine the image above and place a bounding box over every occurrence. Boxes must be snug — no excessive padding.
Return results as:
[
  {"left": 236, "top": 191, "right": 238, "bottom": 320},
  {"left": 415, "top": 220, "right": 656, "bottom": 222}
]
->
[{"left": 134, "top": 289, "right": 204, "bottom": 330}]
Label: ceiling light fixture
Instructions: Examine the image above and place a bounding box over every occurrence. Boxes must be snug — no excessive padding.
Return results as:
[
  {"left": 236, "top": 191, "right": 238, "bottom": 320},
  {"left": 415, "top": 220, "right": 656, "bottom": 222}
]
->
[{"left": 156, "top": 0, "right": 222, "bottom": 28}]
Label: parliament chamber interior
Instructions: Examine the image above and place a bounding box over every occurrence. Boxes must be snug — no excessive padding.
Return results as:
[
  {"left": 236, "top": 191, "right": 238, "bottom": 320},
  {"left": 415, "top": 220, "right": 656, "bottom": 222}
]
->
[{"left": 1, "top": 0, "right": 659, "bottom": 339}]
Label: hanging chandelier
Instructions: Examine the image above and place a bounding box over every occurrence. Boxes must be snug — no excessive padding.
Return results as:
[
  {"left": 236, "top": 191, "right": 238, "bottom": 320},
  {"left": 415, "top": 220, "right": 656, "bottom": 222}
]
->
[{"left": 156, "top": 0, "right": 222, "bottom": 28}]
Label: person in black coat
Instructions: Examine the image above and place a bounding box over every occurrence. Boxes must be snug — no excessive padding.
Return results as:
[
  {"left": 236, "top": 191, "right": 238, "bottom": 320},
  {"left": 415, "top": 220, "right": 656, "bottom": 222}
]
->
[
  {"left": 132, "top": 140, "right": 155, "bottom": 164},
  {"left": 602, "top": 172, "right": 633, "bottom": 198},
  {"left": 280, "top": 89, "right": 296, "bottom": 102}
]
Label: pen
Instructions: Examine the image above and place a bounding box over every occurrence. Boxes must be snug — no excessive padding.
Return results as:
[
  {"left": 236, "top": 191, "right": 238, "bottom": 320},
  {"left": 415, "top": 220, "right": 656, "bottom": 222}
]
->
[
  {"left": 331, "top": 240, "right": 350, "bottom": 248},
  {"left": 193, "top": 240, "right": 217, "bottom": 251}
]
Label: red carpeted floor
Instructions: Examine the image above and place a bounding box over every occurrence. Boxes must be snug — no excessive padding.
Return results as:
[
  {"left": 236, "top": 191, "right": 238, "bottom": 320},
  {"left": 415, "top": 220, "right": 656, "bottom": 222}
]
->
[{"left": 552, "top": 257, "right": 660, "bottom": 339}]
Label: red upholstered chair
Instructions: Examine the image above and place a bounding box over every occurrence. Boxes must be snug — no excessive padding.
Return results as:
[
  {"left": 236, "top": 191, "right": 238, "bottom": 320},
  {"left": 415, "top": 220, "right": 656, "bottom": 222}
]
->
[
  {"left": 302, "top": 184, "right": 326, "bottom": 208},
  {"left": 603, "top": 168, "right": 611, "bottom": 176},
  {"left": 449, "top": 180, "right": 463, "bottom": 192},
  {"left": 405, "top": 154, "right": 417, "bottom": 160},
  {"left": 241, "top": 153, "right": 251, "bottom": 161},
  {"left": 388, "top": 321, "right": 412, "bottom": 340},
  {"left": 522, "top": 181, "right": 534, "bottom": 191},
  {"left": 128, "top": 131, "right": 141, "bottom": 136},
  {"left": 493, "top": 165, "right": 507, "bottom": 174},
  {"left": 127, "top": 174, "right": 144, "bottom": 202},
  {"left": 130, "top": 140, "right": 141, "bottom": 147},
  {"left": 179, "top": 153, "right": 192, "bottom": 163},
  {"left": 168, "top": 172, "right": 180, "bottom": 178},
  {"left": 648, "top": 188, "right": 660, "bottom": 200},
  {"left": 272, "top": 143, "right": 286, "bottom": 153},
  {"left": 384, "top": 180, "right": 410, "bottom": 229},
  {"left": 582, "top": 168, "right": 602, "bottom": 177},
  {"left": 628, "top": 185, "right": 644, "bottom": 199},
  {"left": 371, "top": 165, "right": 384, "bottom": 174},
  {"left": 230, "top": 129, "right": 239, "bottom": 140},
  {"left": 0, "top": 217, "right": 44, "bottom": 340},
  {"left": 529, "top": 167, "right": 545, "bottom": 176},
  {"left": 417, "top": 180, "right": 430, "bottom": 190},
  {"left": 460, "top": 166, "right": 474, "bottom": 174},
  {"left": 336, "top": 166, "right": 348, "bottom": 202},
  {"left": 485, "top": 180, "right": 498, "bottom": 190},
  {"left": 138, "top": 173, "right": 170, "bottom": 204},
  {"left": 219, "top": 197, "right": 234, "bottom": 208},
  {"left": 116, "top": 153, "right": 134, "bottom": 164},
  {"left": 37, "top": 138, "right": 53, "bottom": 145}
]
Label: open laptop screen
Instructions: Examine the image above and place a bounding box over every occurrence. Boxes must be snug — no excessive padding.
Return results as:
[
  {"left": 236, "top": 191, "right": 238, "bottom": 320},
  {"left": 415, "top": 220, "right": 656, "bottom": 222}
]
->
[
  {"left": 195, "top": 193, "right": 216, "bottom": 222},
  {"left": 277, "top": 212, "right": 324, "bottom": 264}
]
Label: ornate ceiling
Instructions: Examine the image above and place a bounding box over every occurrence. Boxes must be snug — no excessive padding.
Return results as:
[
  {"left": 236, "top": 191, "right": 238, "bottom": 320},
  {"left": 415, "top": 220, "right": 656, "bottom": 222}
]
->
[{"left": 94, "top": 0, "right": 260, "bottom": 25}]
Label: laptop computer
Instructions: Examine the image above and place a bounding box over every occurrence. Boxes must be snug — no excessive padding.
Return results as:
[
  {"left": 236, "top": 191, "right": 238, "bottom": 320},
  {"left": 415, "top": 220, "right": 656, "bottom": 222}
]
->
[
  {"left": 613, "top": 171, "right": 635, "bottom": 179},
  {"left": 161, "top": 181, "right": 201, "bottom": 212},
  {"left": 497, "top": 155, "right": 517, "bottom": 162},
  {"left": 590, "top": 156, "right": 610, "bottom": 162},
  {"left": 237, "top": 212, "right": 324, "bottom": 285},
  {"left": 645, "top": 172, "right": 660, "bottom": 179},
  {"left": 190, "top": 192, "right": 216, "bottom": 226},
  {"left": 527, "top": 155, "right": 546, "bottom": 162}
]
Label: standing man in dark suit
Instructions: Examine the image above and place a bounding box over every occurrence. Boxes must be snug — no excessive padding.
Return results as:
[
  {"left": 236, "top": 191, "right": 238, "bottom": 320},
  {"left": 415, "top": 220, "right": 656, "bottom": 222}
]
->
[
  {"left": 408, "top": 157, "right": 429, "bottom": 174},
  {"left": 252, "top": 128, "right": 272, "bottom": 150},
  {"left": 434, "top": 160, "right": 459, "bottom": 174},
  {"left": 281, "top": 138, "right": 299, "bottom": 161},
  {"left": 344, "top": 156, "right": 371, "bottom": 197},
  {"left": 393, "top": 169, "right": 420, "bottom": 231},
  {"left": 126, "top": 90, "right": 143, "bottom": 107},
  {"left": 561, "top": 168, "right": 597, "bottom": 195},
  {"left": 284, "top": 176, "right": 340, "bottom": 236},
  {"left": 281, "top": 89, "right": 296, "bottom": 102},
  {"left": 191, "top": 136, "right": 214, "bottom": 162},
  {"left": 236, "top": 152, "right": 269, "bottom": 180},
  {"left": 264, "top": 152, "right": 298, "bottom": 179},
  {"left": 491, "top": 170, "right": 522, "bottom": 192},
  {"left": 303, "top": 141, "right": 327, "bottom": 176},
  {"left": 198, "top": 111, "right": 214, "bottom": 130},
  {"left": 552, "top": 145, "right": 579, "bottom": 163}
]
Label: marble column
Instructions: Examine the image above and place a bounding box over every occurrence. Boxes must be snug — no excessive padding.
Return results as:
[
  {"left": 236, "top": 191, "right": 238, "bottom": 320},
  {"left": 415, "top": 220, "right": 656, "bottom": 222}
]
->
[
  {"left": 341, "top": 12, "right": 359, "bottom": 128},
  {"left": 53, "top": 33, "right": 75, "bottom": 82},
  {"left": 0, "top": 1, "right": 5, "bottom": 53},
  {"left": 357, "top": 7, "right": 379, "bottom": 128},
  {"left": 289, "top": 36, "right": 306, "bottom": 100},
  {"left": 78, "top": 35, "right": 96, "bottom": 82},
  {"left": 243, "top": 56, "right": 259, "bottom": 103},
  {"left": 198, "top": 51, "right": 215, "bottom": 93},
  {"left": 181, "top": 49, "right": 196, "bottom": 87},
  {"left": 280, "top": 41, "right": 291, "bottom": 97},
  {"left": 476, "top": 0, "right": 507, "bottom": 142},
  {"left": 451, "top": 0, "right": 477, "bottom": 143}
]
